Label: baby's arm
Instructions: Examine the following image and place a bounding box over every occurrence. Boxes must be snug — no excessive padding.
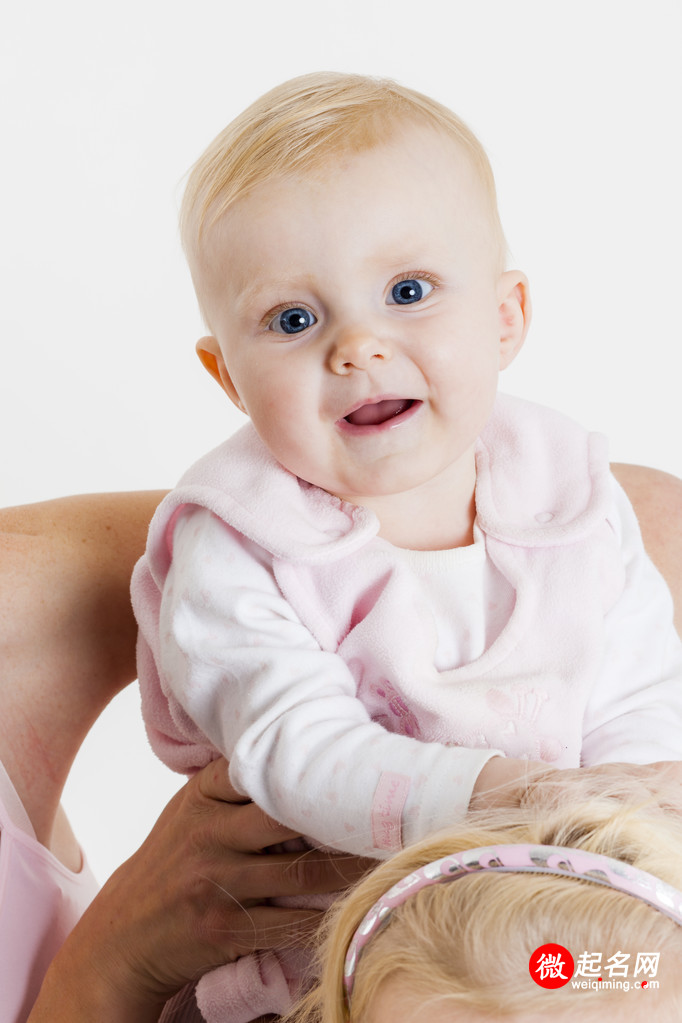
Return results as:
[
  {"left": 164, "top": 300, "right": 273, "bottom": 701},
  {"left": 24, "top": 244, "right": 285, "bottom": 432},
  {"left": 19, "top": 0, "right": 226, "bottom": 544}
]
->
[
  {"left": 157, "top": 507, "right": 501, "bottom": 858},
  {"left": 581, "top": 476, "right": 682, "bottom": 764}
]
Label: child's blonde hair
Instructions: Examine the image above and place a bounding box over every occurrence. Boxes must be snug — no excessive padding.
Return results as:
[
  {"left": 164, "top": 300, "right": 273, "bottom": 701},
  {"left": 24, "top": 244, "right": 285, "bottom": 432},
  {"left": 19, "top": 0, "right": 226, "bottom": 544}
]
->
[
  {"left": 180, "top": 71, "right": 507, "bottom": 278},
  {"left": 286, "top": 777, "right": 682, "bottom": 1020}
]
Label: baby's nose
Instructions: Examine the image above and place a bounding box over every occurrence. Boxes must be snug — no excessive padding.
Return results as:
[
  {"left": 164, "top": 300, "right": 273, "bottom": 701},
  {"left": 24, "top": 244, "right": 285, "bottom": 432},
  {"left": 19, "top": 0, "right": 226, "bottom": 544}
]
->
[{"left": 328, "top": 325, "right": 392, "bottom": 374}]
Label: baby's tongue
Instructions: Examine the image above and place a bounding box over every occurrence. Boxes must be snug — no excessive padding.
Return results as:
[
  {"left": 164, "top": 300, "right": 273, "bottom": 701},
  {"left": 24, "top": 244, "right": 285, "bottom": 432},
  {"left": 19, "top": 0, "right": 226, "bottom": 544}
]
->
[{"left": 346, "top": 399, "right": 409, "bottom": 426}]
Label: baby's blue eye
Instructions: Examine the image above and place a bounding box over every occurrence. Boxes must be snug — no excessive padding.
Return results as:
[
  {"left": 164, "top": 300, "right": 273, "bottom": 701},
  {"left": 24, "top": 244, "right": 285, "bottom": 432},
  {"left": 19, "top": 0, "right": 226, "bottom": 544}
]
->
[
  {"left": 269, "top": 307, "right": 317, "bottom": 335},
  {"left": 388, "top": 278, "right": 434, "bottom": 305}
]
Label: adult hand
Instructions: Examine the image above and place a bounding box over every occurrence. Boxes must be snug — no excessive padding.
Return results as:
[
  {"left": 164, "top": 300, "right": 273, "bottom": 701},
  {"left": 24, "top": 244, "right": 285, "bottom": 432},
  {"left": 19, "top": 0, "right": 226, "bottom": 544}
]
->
[{"left": 29, "top": 758, "right": 371, "bottom": 1022}]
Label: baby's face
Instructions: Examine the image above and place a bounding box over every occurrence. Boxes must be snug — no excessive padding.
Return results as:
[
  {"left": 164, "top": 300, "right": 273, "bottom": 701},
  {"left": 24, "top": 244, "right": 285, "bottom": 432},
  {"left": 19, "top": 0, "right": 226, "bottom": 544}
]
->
[{"left": 197, "top": 123, "right": 528, "bottom": 513}]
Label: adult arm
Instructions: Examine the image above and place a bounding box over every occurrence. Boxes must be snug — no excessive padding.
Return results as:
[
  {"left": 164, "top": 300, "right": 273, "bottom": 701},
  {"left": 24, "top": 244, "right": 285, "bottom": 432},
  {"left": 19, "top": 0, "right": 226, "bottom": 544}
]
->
[
  {"left": 612, "top": 462, "right": 682, "bottom": 637},
  {"left": 0, "top": 490, "right": 167, "bottom": 861}
]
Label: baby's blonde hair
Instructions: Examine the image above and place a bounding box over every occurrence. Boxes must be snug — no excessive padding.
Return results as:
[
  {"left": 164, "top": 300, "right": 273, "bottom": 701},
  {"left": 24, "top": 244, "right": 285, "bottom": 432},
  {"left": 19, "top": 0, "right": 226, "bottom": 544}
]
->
[
  {"left": 180, "top": 71, "right": 507, "bottom": 277},
  {"left": 286, "top": 778, "right": 682, "bottom": 1021}
]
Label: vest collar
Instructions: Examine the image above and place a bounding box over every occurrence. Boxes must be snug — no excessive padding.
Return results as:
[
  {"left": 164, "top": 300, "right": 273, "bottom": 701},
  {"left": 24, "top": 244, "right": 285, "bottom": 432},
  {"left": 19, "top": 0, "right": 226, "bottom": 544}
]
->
[{"left": 153, "top": 395, "right": 610, "bottom": 571}]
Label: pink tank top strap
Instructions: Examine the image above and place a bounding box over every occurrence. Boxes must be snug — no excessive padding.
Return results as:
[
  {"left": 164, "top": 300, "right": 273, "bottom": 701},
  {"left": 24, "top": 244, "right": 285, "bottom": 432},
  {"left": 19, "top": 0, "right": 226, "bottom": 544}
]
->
[
  {"left": 0, "top": 758, "right": 99, "bottom": 1021},
  {"left": 0, "top": 759, "right": 36, "bottom": 837}
]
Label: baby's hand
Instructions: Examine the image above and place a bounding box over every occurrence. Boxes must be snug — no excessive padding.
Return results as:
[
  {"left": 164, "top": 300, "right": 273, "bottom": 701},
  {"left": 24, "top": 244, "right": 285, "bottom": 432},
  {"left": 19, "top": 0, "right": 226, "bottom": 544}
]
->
[
  {"left": 468, "top": 756, "right": 551, "bottom": 811},
  {"left": 469, "top": 756, "right": 682, "bottom": 815},
  {"left": 544, "top": 760, "right": 682, "bottom": 814}
]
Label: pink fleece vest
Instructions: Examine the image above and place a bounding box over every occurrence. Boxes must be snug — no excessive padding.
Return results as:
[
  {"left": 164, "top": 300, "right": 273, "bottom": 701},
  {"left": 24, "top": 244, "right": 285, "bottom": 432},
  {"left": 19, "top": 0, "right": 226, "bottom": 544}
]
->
[{"left": 135, "top": 394, "right": 622, "bottom": 780}]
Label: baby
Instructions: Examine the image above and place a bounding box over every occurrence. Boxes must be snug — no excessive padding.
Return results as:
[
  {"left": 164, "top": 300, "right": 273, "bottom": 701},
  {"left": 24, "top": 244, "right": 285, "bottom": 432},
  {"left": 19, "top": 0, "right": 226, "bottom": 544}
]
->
[{"left": 132, "top": 72, "right": 682, "bottom": 1021}]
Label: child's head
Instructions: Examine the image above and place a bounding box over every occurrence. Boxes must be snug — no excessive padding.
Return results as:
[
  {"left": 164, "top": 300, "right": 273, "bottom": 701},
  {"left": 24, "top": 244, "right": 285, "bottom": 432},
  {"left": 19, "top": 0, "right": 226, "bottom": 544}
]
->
[
  {"left": 180, "top": 72, "right": 506, "bottom": 276},
  {"left": 182, "top": 74, "right": 530, "bottom": 526},
  {"left": 286, "top": 782, "right": 682, "bottom": 1021}
]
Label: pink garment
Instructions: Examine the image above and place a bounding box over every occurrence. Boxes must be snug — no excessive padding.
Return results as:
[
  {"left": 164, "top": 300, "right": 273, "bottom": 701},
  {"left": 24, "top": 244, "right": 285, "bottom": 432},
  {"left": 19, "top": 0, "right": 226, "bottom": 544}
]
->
[
  {"left": 0, "top": 761, "right": 98, "bottom": 1022},
  {"left": 132, "top": 394, "right": 682, "bottom": 1022}
]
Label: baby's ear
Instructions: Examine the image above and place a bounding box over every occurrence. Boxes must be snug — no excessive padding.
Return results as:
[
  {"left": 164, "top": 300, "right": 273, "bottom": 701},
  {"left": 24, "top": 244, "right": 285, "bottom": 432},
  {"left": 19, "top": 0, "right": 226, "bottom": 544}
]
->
[
  {"left": 195, "top": 337, "right": 246, "bottom": 412},
  {"left": 497, "top": 271, "right": 531, "bottom": 369}
]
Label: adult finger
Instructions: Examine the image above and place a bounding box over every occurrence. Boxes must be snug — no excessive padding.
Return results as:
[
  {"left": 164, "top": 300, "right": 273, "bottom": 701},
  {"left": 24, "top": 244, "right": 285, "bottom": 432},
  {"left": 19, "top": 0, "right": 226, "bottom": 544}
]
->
[
  {"left": 220, "top": 904, "right": 328, "bottom": 956},
  {"left": 194, "top": 756, "right": 249, "bottom": 803},
  {"left": 214, "top": 801, "right": 305, "bottom": 852},
  {"left": 193, "top": 758, "right": 304, "bottom": 849},
  {"left": 212, "top": 846, "right": 375, "bottom": 904}
]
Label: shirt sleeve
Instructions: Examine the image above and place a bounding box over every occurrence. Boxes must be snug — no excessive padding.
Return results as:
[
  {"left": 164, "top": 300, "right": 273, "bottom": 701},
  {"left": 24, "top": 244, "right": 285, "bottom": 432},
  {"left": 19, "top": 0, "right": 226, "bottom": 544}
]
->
[
  {"left": 159, "top": 506, "right": 500, "bottom": 858},
  {"left": 581, "top": 475, "right": 682, "bottom": 765}
]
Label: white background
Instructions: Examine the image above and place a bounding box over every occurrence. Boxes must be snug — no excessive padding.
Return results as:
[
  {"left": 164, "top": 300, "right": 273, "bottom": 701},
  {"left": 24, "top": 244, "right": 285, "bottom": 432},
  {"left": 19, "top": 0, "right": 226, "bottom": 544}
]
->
[{"left": 1, "top": 0, "right": 680, "bottom": 883}]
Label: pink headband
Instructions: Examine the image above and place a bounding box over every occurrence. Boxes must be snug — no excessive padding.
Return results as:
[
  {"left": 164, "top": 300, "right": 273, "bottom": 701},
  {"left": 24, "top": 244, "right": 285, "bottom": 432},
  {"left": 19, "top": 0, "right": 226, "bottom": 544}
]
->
[{"left": 343, "top": 842, "right": 682, "bottom": 1005}]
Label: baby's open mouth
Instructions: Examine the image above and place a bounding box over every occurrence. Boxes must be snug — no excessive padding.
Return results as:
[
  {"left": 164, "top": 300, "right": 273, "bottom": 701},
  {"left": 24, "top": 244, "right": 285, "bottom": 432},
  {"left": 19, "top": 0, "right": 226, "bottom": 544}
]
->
[{"left": 344, "top": 398, "right": 416, "bottom": 427}]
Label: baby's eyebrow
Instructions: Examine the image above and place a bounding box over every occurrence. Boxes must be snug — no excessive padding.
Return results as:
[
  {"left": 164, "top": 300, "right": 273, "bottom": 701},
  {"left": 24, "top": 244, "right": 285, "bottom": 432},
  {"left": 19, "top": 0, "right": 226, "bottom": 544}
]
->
[{"left": 236, "top": 273, "right": 318, "bottom": 310}]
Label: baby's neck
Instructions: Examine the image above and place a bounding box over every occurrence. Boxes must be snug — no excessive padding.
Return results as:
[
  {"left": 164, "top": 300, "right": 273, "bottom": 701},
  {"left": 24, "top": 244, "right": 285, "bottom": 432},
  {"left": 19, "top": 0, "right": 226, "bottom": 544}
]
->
[
  {"left": 349, "top": 459, "right": 477, "bottom": 552},
  {"left": 376, "top": 492, "right": 476, "bottom": 550}
]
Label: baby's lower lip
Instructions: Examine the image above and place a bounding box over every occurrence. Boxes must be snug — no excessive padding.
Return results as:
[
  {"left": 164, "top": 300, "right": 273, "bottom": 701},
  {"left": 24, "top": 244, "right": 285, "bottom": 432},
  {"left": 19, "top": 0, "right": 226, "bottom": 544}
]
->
[{"left": 337, "top": 398, "right": 421, "bottom": 433}]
